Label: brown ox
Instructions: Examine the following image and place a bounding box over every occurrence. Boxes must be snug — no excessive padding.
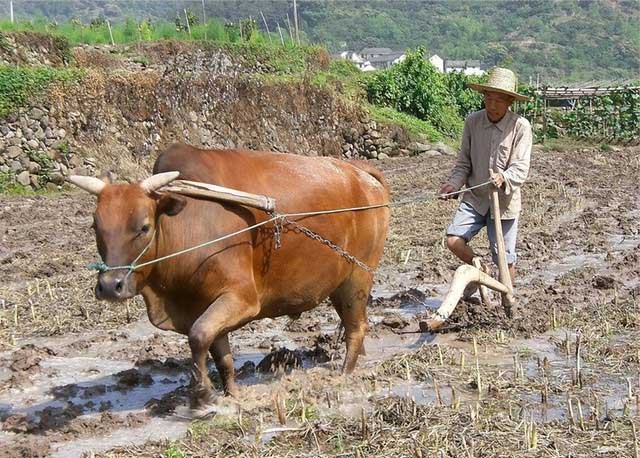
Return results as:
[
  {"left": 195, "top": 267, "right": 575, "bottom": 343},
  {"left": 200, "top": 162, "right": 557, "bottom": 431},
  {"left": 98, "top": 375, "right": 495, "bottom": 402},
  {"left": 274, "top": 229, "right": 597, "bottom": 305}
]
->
[{"left": 70, "top": 143, "right": 389, "bottom": 406}]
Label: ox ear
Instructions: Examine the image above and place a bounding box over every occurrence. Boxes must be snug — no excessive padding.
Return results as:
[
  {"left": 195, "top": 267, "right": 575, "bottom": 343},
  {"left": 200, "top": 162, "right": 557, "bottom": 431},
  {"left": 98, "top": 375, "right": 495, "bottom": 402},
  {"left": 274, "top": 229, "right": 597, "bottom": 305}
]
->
[
  {"left": 98, "top": 171, "right": 116, "bottom": 184},
  {"left": 155, "top": 192, "right": 187, "bottom": 217}
]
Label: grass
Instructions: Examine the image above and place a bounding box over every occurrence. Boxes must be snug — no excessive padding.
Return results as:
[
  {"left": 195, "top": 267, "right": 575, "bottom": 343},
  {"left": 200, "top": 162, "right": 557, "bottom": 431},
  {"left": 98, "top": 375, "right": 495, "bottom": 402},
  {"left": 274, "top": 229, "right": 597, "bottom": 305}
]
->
[
  {"left": 0, "top": 16, "right": 306, "bottom": 49},
  {"left": 0, "top": 65, "right": 85, "bottom": 117},
  {"left": 539, "top": 137, "right": 612, "bottom": 153},
  {"left": 0, "top": 172, "right": 36, "bottom": 195},
  {"left": 367, "top": 104, "right": 445, "bottom": 142}
]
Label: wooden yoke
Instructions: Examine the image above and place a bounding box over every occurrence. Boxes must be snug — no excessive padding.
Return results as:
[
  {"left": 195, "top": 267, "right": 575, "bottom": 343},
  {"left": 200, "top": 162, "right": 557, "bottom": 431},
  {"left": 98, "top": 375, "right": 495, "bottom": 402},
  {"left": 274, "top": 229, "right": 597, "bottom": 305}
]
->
[
  {"left": 162, "top": 180, "right": 277, "bottom": 212},
  {"left": 490, "top": 171, "right": 516, "bottom": 318}
]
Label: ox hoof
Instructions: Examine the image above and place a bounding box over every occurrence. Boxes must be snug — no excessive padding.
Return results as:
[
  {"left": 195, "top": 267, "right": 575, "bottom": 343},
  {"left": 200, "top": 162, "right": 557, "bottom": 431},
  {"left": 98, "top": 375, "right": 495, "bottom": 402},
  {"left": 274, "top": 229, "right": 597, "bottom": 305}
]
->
[
  {"left": 191, "top": 401, "right": 219, "bottom": 419},
  {"left": 224, "top": 384, "right": 240, "bottom": 399},
  {"left": 190, "top": 386, "right": 215, "bottom": 410},
  {"left": 419, "top": 318, "right": 444, "bottom": 332}
]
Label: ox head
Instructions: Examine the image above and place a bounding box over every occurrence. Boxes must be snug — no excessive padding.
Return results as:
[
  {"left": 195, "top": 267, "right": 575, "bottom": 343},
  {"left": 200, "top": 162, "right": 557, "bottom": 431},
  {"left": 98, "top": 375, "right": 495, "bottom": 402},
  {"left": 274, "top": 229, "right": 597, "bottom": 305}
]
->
[{"left": 69, "top": 171, "right": 186, "bottom": 301}]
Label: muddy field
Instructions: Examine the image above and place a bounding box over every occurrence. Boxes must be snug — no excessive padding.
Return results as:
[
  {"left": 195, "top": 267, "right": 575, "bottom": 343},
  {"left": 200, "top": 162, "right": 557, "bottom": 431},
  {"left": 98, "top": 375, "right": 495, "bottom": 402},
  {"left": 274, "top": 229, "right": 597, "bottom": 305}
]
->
[{"left": 0, "top": 145, "right": 639, "bottom": 457}]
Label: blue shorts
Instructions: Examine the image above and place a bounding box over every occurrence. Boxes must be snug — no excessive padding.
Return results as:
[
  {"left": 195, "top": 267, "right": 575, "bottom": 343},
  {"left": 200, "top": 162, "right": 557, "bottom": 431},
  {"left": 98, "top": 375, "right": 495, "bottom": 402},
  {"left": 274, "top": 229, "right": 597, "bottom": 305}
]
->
[{"left": 446, "top": 201, "right": 518, "bottom": 265}]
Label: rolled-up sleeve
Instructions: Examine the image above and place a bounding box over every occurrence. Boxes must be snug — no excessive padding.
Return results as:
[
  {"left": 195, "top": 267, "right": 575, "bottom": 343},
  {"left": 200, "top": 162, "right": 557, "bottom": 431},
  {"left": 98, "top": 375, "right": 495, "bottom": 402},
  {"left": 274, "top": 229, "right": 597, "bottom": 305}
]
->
[
  {"left": 502, "top": 119, "right": 532, "bottom": 195},
  {"left": 448, "top": 119, "right": 472, "bottom": 191}
]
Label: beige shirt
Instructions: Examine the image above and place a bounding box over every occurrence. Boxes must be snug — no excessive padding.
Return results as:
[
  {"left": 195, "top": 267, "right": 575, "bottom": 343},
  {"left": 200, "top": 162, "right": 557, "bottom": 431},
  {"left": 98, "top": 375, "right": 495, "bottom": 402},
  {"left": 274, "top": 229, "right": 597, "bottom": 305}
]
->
[{"left": 448, "top": 109, "right": 532, "bottom": 220}]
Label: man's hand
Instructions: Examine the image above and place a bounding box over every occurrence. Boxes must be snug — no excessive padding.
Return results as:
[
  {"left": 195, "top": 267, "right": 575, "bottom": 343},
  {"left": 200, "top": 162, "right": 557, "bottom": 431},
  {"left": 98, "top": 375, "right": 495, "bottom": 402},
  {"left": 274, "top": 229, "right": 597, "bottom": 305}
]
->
[
  {"left": 439, "top": 183, "right": 457, "bottom": 200},
  {"left": 490, "top": 170, "right": 505, "bottom": 189}
]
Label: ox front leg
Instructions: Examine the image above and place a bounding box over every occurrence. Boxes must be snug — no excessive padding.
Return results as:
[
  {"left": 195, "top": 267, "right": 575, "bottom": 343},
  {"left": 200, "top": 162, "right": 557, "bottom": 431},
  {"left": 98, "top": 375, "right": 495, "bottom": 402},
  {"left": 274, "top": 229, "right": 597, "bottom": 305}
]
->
[
  {"left": 188, "top": 292, "right": 257, "bottom": 408},
  {"left": 209, "top": 333, "right": 239, "bottom": 398}
]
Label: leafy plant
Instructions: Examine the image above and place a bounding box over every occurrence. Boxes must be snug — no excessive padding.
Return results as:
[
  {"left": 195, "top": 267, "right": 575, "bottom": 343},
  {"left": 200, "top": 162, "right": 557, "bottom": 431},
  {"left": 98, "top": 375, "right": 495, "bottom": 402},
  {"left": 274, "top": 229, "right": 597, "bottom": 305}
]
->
[{"left": 0, "top": 65, "right": 85, "bottom": 117}]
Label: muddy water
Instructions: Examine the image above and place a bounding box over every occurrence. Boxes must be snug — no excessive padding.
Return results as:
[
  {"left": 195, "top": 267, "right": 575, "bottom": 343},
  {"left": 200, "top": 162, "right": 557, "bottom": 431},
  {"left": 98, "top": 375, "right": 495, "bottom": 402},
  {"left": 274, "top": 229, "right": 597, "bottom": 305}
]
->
[{"left": 2, "top": 222, "right": 637, "bottom": 457}]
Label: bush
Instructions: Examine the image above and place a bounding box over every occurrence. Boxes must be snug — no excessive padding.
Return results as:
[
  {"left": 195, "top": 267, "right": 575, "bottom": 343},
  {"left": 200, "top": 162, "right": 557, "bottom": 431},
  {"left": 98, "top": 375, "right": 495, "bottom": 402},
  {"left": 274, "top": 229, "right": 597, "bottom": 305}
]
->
[
  {"left": 362, "top": 47, "right": 465, "bottom": 137},
  {"left": 443, "top": 71, "right": 485, "bottom": 118}
]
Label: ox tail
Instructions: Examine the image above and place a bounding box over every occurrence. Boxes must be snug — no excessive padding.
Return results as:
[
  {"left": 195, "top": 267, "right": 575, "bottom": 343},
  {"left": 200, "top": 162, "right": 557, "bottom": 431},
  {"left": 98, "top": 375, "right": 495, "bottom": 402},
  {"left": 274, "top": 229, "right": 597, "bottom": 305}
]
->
[{"left": 347, "top": 159, "right": 389, "bottom": 191}]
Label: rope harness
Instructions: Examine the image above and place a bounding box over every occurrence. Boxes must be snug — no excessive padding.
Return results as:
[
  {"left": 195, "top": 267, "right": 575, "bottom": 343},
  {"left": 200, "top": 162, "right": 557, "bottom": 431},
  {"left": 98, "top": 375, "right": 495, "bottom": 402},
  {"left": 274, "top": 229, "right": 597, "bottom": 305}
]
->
[{"left": 88, "top": 180, "right": 494, "bottom": 275}]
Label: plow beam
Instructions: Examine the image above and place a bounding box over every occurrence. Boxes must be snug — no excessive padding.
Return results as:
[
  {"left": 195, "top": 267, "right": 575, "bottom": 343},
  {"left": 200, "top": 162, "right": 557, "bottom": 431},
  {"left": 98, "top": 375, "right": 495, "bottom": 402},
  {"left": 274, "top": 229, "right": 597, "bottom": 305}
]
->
[{"left": 420, "top": 264, "right": 510, "bottom": 332}]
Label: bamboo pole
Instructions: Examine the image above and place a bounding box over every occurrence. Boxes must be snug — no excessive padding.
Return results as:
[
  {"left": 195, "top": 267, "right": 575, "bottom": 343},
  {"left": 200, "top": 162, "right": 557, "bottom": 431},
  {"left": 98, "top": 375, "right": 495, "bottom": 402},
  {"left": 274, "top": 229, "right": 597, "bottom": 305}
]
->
[
  {"left": 276, "top": 22, "right": 285, "bottom": 46},
  {"left": 201, "top": 0, "right": 207, "bottom": 40},
  {"left": 106, "top": 20, "right": 115, "bottom": 45},
  {"left": 293, "top": 0, "right": 300, "bottom": 45},
  {"left": 184, "top": 9, "right": 192, "bottom": 39},
  {"left": 285, "top": 14, "right": 294, "bottom": 43},
  {"left": 260, "top": 11, "right": 272, "bottom": 44}
]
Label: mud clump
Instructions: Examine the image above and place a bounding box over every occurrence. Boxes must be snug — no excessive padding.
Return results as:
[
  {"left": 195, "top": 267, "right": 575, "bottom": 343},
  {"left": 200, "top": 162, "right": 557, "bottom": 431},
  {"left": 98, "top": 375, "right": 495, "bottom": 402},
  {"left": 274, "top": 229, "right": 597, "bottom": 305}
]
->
[
  {"left": 257, "top": 348, "right": 303, "bottom": 373},
  {"left": 380, "top": 313, "right": 410, "bottom": 329},
  {"left": 3, "top": 344, "right": 57, "bottom": 387},
  {"left": 145, "top": 386, "right": 190, "bottom": 416},
  {"left": 592, "top": 275, "right": 616, "bottom": 289},
  {"left": 236, "top": 361, "right": 256, "bottom": 380},
  {"left": 115, "top": 368, "right": 153, "bottom": 391},
  {"left": 0, "top": 436, "right": 50, "bottom": 458},
  {"left": 9, "top": 344, "right": 55, "bottom": 372}
]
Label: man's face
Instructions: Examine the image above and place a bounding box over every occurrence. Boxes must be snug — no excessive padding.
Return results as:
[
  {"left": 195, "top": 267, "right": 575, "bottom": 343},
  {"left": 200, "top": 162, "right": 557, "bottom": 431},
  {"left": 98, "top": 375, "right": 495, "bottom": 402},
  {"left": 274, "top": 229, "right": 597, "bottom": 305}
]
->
[{"left": 483, "top": 91, "right": 515, "bottom": 122}]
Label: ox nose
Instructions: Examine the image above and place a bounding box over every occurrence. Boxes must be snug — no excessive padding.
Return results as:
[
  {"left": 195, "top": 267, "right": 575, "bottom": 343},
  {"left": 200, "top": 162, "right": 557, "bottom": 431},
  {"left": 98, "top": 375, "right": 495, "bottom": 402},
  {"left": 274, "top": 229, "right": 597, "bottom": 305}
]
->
[{"left": 96, "top": 271, "right": 127, "bottom": 300}]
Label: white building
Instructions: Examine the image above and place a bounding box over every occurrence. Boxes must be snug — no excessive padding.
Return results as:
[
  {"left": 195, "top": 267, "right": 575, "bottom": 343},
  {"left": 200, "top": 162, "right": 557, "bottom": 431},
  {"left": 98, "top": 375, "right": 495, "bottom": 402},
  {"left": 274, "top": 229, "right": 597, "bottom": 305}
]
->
[
  {"left": 429, "top": 54, "right": 444, "bottom": 72},
  {"left": 444, "top": 59, "right": 484, "bottom": 76}
]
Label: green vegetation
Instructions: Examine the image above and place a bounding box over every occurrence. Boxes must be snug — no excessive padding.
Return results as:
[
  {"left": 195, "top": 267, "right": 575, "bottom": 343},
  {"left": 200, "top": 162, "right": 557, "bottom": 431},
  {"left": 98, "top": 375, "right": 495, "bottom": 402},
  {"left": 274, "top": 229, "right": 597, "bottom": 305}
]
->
[
  {"left": 299, "top": 0, "right": 639, "bottom": 83},
  {"left": 4, "top": 1, "right": 637, "bottom": 82},
  {"left": 0, "top": 65, "right": 85, "bottom": 117},
  {"left": 0, "top": 172, "right": 43, "bottom": 195},
  {"left": 517, "top": 86, "right": 640, "bottom": 143},
  {"left": 163, "top": 442, "right": 185, "bottom": 458},
  {"left": 368, "top": 105, "right": 443, "bottom": 142},
  {"left": 0, "top": 172, "right": 28, "bottom": 194},
  {"left": 362, "top": 47, "right": 484, "bottom": 138},
  {"left": 0, "top": 15, "right": 290, "bottom": 48},
  {"left": 558, "top": 90, "right": 640, "bottom": 142}
]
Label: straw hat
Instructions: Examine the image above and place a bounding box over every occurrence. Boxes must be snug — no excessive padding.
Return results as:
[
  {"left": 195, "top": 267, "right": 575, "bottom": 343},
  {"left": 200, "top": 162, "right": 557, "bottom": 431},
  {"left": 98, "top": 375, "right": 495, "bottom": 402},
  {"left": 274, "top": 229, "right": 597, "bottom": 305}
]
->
[{"left": 468, "top": 67, "right": 528, "bottom": 101}]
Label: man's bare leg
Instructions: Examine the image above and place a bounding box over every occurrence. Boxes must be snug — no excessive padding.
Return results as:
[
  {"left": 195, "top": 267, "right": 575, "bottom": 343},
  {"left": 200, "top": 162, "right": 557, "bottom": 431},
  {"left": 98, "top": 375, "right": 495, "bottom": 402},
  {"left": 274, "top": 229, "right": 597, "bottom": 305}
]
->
[{"left": 446, "top": 235, "right": 475, "bottom": 264}]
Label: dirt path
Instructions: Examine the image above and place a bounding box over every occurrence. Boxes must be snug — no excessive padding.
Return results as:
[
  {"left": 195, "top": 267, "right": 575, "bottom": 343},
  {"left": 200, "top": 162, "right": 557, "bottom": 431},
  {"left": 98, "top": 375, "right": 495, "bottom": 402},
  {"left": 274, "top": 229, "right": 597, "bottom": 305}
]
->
[{"left": 0, "top": 146, "right": 638, "bottom": 457}]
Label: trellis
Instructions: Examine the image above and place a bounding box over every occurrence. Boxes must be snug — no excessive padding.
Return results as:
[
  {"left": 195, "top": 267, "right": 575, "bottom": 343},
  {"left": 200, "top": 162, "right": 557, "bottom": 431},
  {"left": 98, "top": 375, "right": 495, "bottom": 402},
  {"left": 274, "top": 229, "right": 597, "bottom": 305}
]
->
[{"left": 515, "top": 80, "right": 640, "bottom": 144}]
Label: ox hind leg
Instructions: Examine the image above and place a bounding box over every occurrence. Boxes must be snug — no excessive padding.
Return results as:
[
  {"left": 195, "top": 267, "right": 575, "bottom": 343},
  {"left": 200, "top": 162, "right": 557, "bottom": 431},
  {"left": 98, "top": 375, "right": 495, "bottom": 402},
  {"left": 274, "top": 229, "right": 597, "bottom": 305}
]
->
[
  {"left": 209, "top": 333, "right": 239, "bottom": 398},
  {"left": 189, "top": 292, "right": 258, "bottom": 407},
  {"left": 330, "top": 270, "right": 372, "bottom": 374}
]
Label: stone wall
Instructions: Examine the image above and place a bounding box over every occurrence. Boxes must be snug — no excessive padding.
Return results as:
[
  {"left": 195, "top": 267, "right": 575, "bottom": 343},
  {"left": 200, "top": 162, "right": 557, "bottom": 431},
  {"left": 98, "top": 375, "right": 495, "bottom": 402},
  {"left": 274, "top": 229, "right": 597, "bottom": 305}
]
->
[{"left": 0, "top": 41, "right": 457, "bottom": 190}]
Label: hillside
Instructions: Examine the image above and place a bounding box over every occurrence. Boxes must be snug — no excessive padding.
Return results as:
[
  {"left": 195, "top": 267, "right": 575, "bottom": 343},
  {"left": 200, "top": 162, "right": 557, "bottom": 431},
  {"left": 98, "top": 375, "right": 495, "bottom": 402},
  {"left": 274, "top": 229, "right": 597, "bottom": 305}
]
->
[{"left": 4, "top": 0, "right": 639, "bottom": 82}]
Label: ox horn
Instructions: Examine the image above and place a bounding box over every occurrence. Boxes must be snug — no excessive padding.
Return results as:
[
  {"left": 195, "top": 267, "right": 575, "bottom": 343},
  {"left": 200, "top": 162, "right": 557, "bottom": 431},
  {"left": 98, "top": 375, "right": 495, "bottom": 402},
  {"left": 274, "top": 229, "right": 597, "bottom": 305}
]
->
[
  {"left": 140, "top": 171, "right": 180, "bottom": 193},
  {"left": 68, "top": 175, "right": 107, "bottom": 195}
]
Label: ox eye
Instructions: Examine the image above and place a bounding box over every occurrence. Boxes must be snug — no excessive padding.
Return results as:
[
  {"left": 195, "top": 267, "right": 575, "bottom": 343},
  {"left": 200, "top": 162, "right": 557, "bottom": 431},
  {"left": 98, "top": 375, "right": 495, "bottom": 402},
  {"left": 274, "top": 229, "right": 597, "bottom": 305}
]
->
[{"left": 140, "top": 223, "right": 151, "bottom": 234}]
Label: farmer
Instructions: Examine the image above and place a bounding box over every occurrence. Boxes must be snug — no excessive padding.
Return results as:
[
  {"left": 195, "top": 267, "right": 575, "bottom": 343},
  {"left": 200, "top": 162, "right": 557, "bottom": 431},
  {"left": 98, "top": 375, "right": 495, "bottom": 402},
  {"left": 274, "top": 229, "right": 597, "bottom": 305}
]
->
[{"left": 439, "top": 67, "right": 532, "bottom": 297}]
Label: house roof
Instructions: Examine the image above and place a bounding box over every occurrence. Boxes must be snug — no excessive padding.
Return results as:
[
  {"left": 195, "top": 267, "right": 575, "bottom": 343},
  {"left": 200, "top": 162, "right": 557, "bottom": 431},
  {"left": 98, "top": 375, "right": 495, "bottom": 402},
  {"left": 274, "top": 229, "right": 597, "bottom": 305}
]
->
[
  {"left": 445, "top": 59, "right": 482, "bottom": 68},
  {"left": 367, "top": 52, "right": 405, "bottom": 63},
  {"left": 360, "top": 47, "right": 394, "bottom": 55}
]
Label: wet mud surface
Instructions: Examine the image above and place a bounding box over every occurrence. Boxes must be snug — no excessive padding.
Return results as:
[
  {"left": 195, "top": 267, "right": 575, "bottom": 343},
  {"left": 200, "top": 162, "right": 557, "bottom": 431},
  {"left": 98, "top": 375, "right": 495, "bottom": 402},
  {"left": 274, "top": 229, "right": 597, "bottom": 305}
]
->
[{"left": 0, "top": 146, "right": 639, "bottom": 457}]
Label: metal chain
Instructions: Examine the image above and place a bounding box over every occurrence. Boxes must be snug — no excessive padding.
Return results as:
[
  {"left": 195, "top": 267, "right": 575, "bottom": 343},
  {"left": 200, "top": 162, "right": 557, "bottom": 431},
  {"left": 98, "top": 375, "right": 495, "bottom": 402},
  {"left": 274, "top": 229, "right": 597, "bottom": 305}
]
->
[{"left": 279, "top": 215, "right": 377, "bottom": 273}]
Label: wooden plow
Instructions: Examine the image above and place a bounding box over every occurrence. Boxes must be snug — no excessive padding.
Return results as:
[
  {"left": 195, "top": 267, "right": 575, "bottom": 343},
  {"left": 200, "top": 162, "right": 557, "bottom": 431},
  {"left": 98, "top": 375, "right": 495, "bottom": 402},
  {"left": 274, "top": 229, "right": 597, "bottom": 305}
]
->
[{"left": 420, "top": 182, "right": 516, "bottom": 331}]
